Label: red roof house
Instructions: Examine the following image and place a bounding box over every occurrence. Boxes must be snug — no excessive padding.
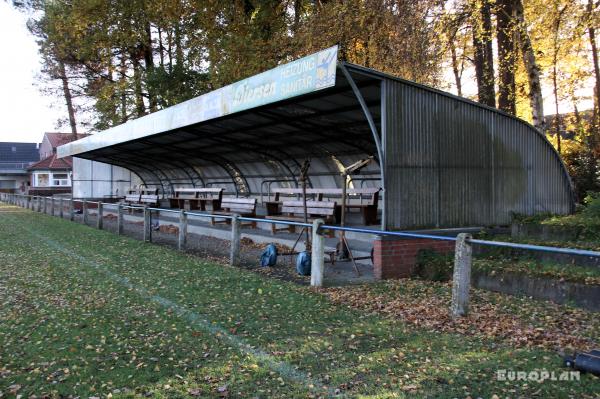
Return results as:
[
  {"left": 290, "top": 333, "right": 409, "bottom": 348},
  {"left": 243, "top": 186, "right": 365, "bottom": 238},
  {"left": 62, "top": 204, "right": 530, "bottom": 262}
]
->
[{"left": 28, "top": 133, "right": 89, "bottom": 195}]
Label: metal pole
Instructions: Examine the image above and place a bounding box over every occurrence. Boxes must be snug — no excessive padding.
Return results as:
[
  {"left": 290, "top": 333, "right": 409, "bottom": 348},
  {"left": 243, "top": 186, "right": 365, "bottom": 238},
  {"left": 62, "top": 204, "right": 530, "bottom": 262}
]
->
[
  {"left": 451, "top": 233, "right": 472, "bottom": 318},
  {"left": 117, "top": 204, "right": 124, "bottom": 235},
  {"left": 97, "top": 202, "right": 103, "bottom": 230},
  {"left": 310, "top": 219, "right": 325, "bottom": 287},
  {"left": 143, "top": 206, "right": 151, "bottom": 242},
  {"left": 230, "top": 214, "right": 241, "bottom": 266},
  {"left": 178, "top": 210, "right": 187, "bottom": 250},
  {"left": 339, "top": 172, "right": 349, "bottom": 259}
]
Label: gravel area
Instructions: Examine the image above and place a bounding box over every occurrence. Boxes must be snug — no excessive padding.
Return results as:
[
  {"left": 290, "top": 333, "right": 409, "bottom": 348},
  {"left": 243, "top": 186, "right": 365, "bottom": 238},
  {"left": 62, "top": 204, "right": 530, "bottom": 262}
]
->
[{"left": 62, "top": 208, "right": 373, "bottom": 286}]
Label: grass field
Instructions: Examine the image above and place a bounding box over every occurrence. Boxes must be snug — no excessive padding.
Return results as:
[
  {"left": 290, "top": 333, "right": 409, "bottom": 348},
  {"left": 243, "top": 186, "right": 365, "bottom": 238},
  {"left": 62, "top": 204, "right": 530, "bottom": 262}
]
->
[{"left": 0, "top": 203, "right": 599, "bottom": 398}]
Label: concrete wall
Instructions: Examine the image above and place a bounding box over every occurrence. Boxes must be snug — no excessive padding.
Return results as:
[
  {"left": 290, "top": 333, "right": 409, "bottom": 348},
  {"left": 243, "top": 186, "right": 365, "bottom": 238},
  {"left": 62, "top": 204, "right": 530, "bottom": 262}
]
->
[{"left": 72, "top": 157, "right": 142, "bottom": 199}]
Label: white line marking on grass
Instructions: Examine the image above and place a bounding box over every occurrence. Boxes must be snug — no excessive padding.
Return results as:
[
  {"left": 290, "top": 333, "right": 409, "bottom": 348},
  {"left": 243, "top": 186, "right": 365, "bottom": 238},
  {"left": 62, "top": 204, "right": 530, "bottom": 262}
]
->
[{"left": 3, "top": 210, "right": 342, "bottom": 397}]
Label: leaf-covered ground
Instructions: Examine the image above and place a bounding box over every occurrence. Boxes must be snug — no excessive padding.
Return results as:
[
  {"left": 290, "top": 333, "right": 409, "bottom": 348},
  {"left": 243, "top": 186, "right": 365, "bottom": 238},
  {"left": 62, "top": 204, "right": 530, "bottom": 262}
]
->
[
  {"left": 1, "top": 203, "right": 599, "bottom": 398},
  {"left": 325, "top": 280, "right": 600, "bottom": 353}
]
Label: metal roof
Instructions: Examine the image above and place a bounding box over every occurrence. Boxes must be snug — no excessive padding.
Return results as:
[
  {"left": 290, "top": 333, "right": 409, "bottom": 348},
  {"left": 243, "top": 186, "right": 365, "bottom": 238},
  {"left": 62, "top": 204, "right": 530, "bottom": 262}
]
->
[
  {"left": 0, "top": 142, "right": 39, "bottom": 163},
  {"left": 58, "top": 57, "right": 382, "bottom": 197}
]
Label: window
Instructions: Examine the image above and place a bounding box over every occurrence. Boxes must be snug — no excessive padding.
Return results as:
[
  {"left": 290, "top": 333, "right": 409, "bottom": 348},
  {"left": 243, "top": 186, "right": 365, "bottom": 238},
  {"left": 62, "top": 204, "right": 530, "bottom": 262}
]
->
[
  {"left": 36, "top": 173, "right": 49, "bottom": 187},
  {"left": 52, "top": 173, "right": 70, "bottom": 187}
]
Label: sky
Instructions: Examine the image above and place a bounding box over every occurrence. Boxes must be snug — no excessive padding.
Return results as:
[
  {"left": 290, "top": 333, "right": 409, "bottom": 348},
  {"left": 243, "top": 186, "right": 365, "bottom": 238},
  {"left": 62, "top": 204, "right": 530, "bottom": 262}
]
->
[{"left": 0, "top": 2, "right": 58, "bottom": 144}]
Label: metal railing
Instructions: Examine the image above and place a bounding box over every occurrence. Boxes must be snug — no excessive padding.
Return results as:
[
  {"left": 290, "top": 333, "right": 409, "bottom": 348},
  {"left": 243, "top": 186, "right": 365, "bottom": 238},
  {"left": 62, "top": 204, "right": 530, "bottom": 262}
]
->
[{"left": 3, "top": 192, "right": 600, "bottom": 317}]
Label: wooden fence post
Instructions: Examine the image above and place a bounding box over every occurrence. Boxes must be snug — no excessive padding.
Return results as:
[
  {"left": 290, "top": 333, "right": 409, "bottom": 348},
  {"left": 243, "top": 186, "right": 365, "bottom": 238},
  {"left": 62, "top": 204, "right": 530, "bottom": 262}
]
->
[
  {"left": 178, "top": 210, "right": 187, "bottom": 250},
  {"left": 143, "top": 206, "right": 151, "bottom": 242},
  {"left": 117, "top": 204, "right": 124, "bottom": 235},
  {"left": 230, "top": 214, "right": 241, "bottom": 266},
  {"left": 82, "top": 200, "right": 88, "bottom": 225},
  {"left": 310, "top": 219, "right": 325, "bottom": 287},
  {"left": 96, "top": 202, "right": 103, "bottom": 229},
  {"left": 451, "top": 233, "right": 472, "bottom": 318}
]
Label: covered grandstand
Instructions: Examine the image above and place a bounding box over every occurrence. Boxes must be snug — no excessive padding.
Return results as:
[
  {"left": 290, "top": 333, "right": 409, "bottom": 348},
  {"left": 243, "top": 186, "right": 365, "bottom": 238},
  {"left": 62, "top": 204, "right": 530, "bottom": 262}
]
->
[{"left": 58, "top": 46, "right": 574, "bottom": 230}]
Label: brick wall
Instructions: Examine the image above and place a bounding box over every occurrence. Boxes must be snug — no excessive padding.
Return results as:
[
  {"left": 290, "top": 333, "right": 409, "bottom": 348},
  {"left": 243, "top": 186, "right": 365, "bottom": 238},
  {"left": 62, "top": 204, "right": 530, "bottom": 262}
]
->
[{"left": 373, "top": 236, "right": 455, "bottom": 279}]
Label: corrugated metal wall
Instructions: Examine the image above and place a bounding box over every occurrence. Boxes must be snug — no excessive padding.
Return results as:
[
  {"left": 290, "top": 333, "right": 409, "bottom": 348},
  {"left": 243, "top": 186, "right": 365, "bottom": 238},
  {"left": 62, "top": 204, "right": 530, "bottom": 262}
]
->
[{"left": 383, "top": 79, "right": 574, "bottom": 230}]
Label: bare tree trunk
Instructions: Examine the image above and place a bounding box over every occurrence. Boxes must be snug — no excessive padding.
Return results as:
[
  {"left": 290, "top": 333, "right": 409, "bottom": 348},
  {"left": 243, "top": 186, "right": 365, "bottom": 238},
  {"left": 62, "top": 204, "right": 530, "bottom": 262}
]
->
[
  {"left": 553, "top": 66, "right": 562, "bottom": 155},
  {"left": 174, "top": 24, "right": 184, "bottom": 68},
  {"left": 132, "top": 55, "right": 146, "bottom": 117},
  {"left": 551, "top": 4, "right": 568, "bottom": 156},
  {"left": 167, "top": 28, "right": 173, "bottom": 73},
  {"left": 450, "top": 40, "right": 463, "bottom": 97},
  {"left": 144, "top": 22, "right": 157, "bottom": 112},
  {"left": 58, "top": 60, "right": 77, "bottom": 136},
  {"left": 515, "top": 0, "right": 545, "bottom": 131},
  {"left": 588, "top": 0, "right": 600, "bottom": 132},
  {"left": 472, "top": 0, "right": 496, "bottom": 107},
  {"left": 157, "top": 26, "right": 165, "bottom": 68},
  {"left": 496, "top": 0, "right": 516, "bottom": 114},
  {"left": 120, "top": 51, "right": 128, "bottom": 123},
  {"left": 294, "top": 0, "right": 302, "bottom": 32}
]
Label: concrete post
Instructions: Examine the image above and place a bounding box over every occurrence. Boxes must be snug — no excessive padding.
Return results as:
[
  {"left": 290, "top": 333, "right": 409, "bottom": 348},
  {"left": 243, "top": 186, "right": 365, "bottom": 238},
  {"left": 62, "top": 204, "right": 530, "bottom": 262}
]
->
[
  {"left": 82, "top": 200, "right": 88, "bottom": 225},
  {"left": 43, "top": 197, "right": 47, "bottom": 214},
  {"left": 451, "top": 233, "right": 472, "bottom": 318},
  {"left": 27, "top": 196, "right": 31, "bottom": 210},
  {"left": 96, "top": 202, "right": 103, "bottom": 230},
  {"left": 117, "top": 204, "right": 124, "bottom": 235},
  {"left": 37, "top": 197, "right": 42, "bottom": 212},
  {"left": 69, "top": 199, "right": 75, "bottom": 221},
  {"left": 310, "top": 219, "right": 325, "bottom": 287},
  {"left": 143, "top": 206, "right": 151, "bottom": 242},
  {"left": 59, "top": 198, "right": 63, "bottom": 218},
  {"left": 178, "top": 210, "right": 187, "bottom": 250},
  {"left": 230, "top": 214, "right": 241, "bottom": 266},
  {"left": 50, "top": 198, "right": 55, "bottom": 216}
]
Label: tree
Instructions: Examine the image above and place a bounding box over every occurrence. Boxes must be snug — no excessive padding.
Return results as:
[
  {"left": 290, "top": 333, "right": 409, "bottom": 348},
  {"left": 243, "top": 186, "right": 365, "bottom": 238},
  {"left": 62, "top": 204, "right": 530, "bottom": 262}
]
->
[
  {"left": 471, "top": 0, "right": 496, "bottom": 107},
  {"left": 587, "top": 0, "right": 600, "bottom": 134},
  {"left": 496, "top": 0, "right": 517, "bottom": 114},
  {"left": 514, "top": 0, "right": 545, "bottom": 131}
]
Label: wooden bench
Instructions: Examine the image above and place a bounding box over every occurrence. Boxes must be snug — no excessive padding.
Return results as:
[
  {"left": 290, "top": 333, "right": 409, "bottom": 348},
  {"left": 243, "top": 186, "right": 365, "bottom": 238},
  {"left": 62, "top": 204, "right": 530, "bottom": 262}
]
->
[
  {"left": 342, "top": 188, "right": 380, "bottom": 225},
  {"left": 124, "top": 192, "right": 141, "bottom": 205},
  {"left": 265, "top": 200, "right": 336, "bottom": 237},
  {"left": 139, "top": 194, "right": 159, "bottom": 207},
  {"left": 123, "top": 188, "right": 159, "bottom": 209},
  {"left": 169, "top": 188, "right": 223, "bottom": 211},
  {"left": 211, "top": 197, "right": 257, "bottom": 228},
  {"left": 265, "top": 187, "right": 380, "bottom": 225}
]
